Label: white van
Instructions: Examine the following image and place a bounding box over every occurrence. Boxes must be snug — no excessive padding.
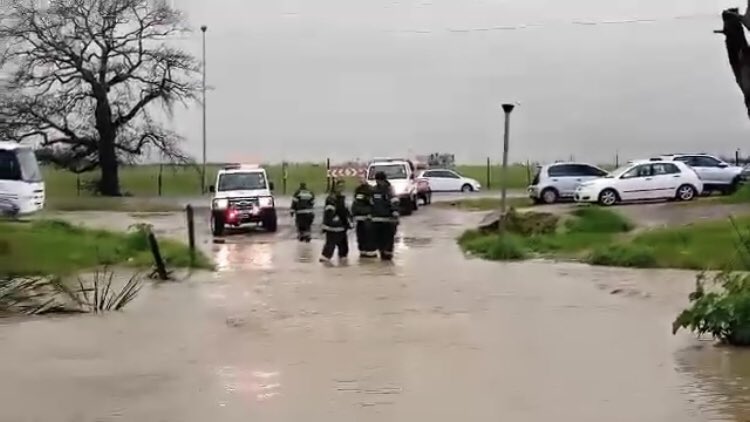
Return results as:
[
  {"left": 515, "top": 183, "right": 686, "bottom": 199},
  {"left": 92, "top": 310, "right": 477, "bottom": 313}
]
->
[{"left": 0, "top": 141, "right": 45, "bottom": 215}]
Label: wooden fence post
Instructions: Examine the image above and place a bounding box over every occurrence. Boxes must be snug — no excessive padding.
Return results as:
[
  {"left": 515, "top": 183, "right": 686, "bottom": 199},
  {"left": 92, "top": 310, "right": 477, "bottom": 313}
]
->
[
  {"left": 147, "top": 232, "right": 169, "bottom": 280},
  {"left": 326, "top": 158, "right": 331, "bottom": 192},
  {"left": 486, "top": 157, "right": 491, "bottom": 189},
  {"left": 186, "top": 205, "right": 195, "bottom": 267}
]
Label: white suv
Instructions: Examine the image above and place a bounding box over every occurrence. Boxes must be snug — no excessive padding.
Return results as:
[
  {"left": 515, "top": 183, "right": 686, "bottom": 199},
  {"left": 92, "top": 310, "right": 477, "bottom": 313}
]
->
[
  {"left": 574, "top": 159, "right": 703, "bottom": 206},
  {"left": 660, "top": 154, "right": 743, "bottom": 195},
  {"left": 366, "top": 158, "right": 418, "bottom": 215},
  {"left": 527, "top": 162, "right": 609, "bottom": 204},
  {"left": 208, "top": 164, "right": 277, "bottom": 236}
]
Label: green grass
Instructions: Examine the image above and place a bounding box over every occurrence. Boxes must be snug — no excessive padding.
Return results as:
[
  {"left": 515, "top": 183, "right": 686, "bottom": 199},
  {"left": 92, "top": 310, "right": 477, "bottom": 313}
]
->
[
  {"left": 719, "top": 184, "right": 750, "bottom": 204},
  {"left": 0, "top": 219, "right": 212, "bottom": 276},
  {"left": 45, "top": 197, "right": 183, "bottom": 212},
  {"left": 459, "top": 205, "right": 750, "bottom": 270},
  {"left": 459, "top": 206, "right": 632, "bottom": 259},
  {"left": 623, "top": 217, "right": 750, "bottom": 270},
  {"left": 433, "top": 197, "right": 534, "bottom": 211},
  {"left": 42, "top": 162, "right": 535, "bottom": 198}
]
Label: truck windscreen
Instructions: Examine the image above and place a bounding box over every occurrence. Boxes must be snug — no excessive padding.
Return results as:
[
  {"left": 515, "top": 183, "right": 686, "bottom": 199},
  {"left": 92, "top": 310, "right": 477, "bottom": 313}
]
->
[
  {"left": 367, "top": 164, "right": 407, "bottom": 180},
  {"left": 218, "top": 172, "right": 267, "bottom": 191}
]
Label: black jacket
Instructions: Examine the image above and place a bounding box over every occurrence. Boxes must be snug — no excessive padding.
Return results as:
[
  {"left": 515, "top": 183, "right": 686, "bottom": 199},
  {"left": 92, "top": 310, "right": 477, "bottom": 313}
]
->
[
  {"left": 322, "top": 192, "right": 351, "bottom": 232},
  {"left": 371, "top": 181, "right": 399, "bottom": 223},
  {"left": 351, "top": 183, "right": 373, "bottom": 220},
  {"left": 291, "top": 188, "right": 315, "bottom": 214}
]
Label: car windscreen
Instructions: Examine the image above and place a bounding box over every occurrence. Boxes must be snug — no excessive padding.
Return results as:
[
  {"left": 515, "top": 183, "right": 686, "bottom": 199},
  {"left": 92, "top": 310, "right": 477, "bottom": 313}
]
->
[
  {"left": 217, "top": 172, "right": 267, "bottom": 191},
  {"left": 16, "top": 148, "right": 42, "bottom": 182},
  {"left": 606, "top": 165, "right": 632, "bottom": 178},
  {"left": 367, "top": 164, "right": 407, "bottom": 180}
]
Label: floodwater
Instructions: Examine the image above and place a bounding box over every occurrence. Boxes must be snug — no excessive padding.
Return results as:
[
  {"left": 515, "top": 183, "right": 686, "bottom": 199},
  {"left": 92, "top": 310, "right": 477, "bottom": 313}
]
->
[
  {"left": 168, "top": 0, "right": 749, "bottom": 164},
  {"left": 2, "top": 208, "right": 750, "bottom": 421}
]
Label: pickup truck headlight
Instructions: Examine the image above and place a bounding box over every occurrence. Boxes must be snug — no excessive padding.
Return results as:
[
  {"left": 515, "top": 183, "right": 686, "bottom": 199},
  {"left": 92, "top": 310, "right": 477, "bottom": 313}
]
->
[
  {"left": 259, "top": 196, "right": 274, "bottom": 207},
  {"left": 212, "top": 198, "right": 228, "bottom": 210}
]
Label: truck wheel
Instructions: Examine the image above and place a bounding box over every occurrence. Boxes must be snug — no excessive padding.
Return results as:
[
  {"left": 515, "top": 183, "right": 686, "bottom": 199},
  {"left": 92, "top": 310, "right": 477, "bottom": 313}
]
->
[
  {"left": 262, "top": 212, "right": 278, "bottom": 232},
  {"left": 400, "top": 199, "right": 413, "bottom": 216},
  {"left": 211, "top": 213, "right": 225, "bottom": 237}
]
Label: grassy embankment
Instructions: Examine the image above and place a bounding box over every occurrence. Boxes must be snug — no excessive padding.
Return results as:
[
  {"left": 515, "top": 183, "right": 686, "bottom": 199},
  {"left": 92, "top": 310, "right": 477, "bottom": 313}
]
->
[
  {"left": 0, "top": 219, "right": 212, "bottom": 276},
  {"left": 459, "top": 206, "right": 750, "bottom": 270}
]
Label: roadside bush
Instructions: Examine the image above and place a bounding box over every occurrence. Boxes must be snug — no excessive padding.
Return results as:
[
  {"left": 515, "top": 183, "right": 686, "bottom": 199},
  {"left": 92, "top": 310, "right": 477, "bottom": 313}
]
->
[
  {"left": 0, "top": 267, "right": 143, "bottom": 316},
  {"left": 587, "top": 244, "right": 657, "bottom": 268},
  {"left": 565, "top": 207, "right": 633, "bottom": 233},
  {"left": 673, "top": 272, "right": 750, "bottom": 346},
  {"left": 673, "top": 219, "right": 750, "bottom": 345},
  {"left": 503, "top": 209, "right": 559, "bottom": 236},
  {"left": 460, "top": 232, "right": 527, "bottom": 260}
]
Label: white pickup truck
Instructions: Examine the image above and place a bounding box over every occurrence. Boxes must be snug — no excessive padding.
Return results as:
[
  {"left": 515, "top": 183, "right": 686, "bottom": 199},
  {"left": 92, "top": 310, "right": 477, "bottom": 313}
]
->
[{"left": 365, "top": 158, "right": 419, "bottom": 215}]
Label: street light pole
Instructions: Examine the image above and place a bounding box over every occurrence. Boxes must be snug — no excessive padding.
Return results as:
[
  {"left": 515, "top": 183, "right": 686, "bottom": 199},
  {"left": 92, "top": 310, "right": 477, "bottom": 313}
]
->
[
  {"left": 200, "top": 25, "right": 208, "bottom": 194},
  {"left": 500, "top": 103, "right": 515, "bottom": 214}
]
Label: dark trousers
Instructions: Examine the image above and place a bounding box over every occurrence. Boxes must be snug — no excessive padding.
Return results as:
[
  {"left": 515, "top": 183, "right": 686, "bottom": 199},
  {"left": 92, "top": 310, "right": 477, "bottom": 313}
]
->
[
  {"left": 355, "top": 220, "right": 375, "bottom": 254},
  {"left": 322, "top": 230, "right": 349, "bottom": 259},
  {"left": 372, "top": 221, "right": 397, "bottom": 260},
  {"left": 295, "top": 213, "right": 314, "bottom": 241}
]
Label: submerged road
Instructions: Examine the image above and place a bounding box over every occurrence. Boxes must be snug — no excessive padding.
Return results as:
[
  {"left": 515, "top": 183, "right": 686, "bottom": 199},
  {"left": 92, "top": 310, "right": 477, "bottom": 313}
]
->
[{"left": 2, "top": 207, "right": 750, "bottom": 421}]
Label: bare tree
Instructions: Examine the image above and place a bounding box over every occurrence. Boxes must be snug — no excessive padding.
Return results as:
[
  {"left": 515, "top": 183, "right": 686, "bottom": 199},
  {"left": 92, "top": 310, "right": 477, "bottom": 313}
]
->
[
  {"left": 717, "top": 1, "right": 750, "bottom": 120},
  {"left": 0, "top": 0, "right": 200, "bottom": 196}
]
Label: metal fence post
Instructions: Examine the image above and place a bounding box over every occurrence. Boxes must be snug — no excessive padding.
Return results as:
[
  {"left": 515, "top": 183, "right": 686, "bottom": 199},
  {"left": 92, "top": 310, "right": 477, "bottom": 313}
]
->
[{"left": 500, "top": 103, "right": 515, "bottom": 214}]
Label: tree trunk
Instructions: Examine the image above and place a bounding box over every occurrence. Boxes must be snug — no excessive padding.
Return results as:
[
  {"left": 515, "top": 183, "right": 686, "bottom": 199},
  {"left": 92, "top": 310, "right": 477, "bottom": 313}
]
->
[
  {"left": 94, "top": 88, "right": 121, "bottom": 196},
  {"left": 98, "top": 132, "right": 120, "bottom": 196}
]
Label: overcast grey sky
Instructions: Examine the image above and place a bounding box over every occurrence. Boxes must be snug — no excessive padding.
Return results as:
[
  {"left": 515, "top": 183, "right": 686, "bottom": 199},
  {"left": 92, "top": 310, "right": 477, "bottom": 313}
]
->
[{"left": 165, "top": 0, "right": 749, "bottom": 164}]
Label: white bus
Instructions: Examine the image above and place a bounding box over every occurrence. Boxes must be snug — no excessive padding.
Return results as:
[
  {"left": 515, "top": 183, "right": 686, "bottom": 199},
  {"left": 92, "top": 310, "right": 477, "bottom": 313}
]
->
[{"left": 0, "top": 141, "right": 45, "bottom": 215}]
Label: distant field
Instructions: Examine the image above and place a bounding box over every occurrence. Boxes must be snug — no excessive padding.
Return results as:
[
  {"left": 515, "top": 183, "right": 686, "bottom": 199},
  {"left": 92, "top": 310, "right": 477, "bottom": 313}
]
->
[{"left": 42, "top": 163, "right": 535, "bottom": 198}]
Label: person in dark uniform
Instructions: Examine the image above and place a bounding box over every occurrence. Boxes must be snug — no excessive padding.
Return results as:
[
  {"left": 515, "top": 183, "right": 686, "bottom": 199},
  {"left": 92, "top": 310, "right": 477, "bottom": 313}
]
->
[
  {"left": 320, "top": 179, "right": 351, "bottom": 264},
  {"left": 370, "top": 171, "right": 399, "bottom": 261},
  {"left": 291, "top": 182, "right": 315, "bottom": 242},
  {"left": 351, "top": 176, "right": 377, "bottom": 258}
]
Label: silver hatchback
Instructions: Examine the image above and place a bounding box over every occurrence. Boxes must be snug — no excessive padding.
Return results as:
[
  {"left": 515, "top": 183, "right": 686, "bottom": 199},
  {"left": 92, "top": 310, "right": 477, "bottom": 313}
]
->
[{"left": 528, "top": 162, "right": 609, "bottom": 204}]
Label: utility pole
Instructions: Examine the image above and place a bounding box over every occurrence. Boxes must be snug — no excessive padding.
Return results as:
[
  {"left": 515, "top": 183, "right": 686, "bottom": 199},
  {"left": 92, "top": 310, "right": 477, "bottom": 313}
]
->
[
  {"left": 201, "top": 25, "right": 208, "bottom": 194},
  {"left": 500, "top": 103, "right": 515, "bottom": 214}
]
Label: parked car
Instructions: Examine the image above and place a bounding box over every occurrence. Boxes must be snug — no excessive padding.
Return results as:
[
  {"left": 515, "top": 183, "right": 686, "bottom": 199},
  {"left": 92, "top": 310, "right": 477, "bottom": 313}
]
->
[
  {"left": 573, "top": 159, "right": 702, "bottom": 206},
  {"left": 417, "top": 169, "right": 481, "bottom": 192},
  {"left": 416, "top": 177, "right": 432, "bottom": 205},
  {"left": 527, "top": 162, "right": 609, "bottom": 204},
  {"left": 659, "top": 153, "right": 743, "bottom": 195}
]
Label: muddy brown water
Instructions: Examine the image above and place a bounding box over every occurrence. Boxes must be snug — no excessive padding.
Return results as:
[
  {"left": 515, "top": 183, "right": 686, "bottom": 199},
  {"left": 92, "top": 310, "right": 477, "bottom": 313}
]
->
[{"left": 3, "top": 208, "right": 750, "bottom": 421}]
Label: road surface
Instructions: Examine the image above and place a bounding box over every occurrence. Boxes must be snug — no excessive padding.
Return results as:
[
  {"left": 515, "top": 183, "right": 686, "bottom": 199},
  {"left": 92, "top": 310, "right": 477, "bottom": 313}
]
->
[{"left": 2, "top": 206, "right": 750, "bottom": 421}]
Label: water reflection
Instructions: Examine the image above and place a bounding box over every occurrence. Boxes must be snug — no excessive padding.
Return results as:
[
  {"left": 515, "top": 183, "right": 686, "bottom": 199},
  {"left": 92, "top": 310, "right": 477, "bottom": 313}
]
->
[
  {"left": 675, "top": 342, "right": 750, "bottom": 421},
  {"left": 215, "top": 366, "right": 282, "bottom": 404},
  {"left": 295, "top": 243, "right": 315, "bottom": 263},
  {"left": 214, "top": 242, "right": 275, "bottom": 272}
]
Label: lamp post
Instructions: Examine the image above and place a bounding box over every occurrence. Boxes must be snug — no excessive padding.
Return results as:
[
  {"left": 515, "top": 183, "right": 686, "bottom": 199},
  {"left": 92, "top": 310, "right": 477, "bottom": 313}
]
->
[
  {"left": 200, "top": 25, "right": 208, "bottom": 194},
  {"left": 500, "top": 103, "right": 515, "bottom": 214}
]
